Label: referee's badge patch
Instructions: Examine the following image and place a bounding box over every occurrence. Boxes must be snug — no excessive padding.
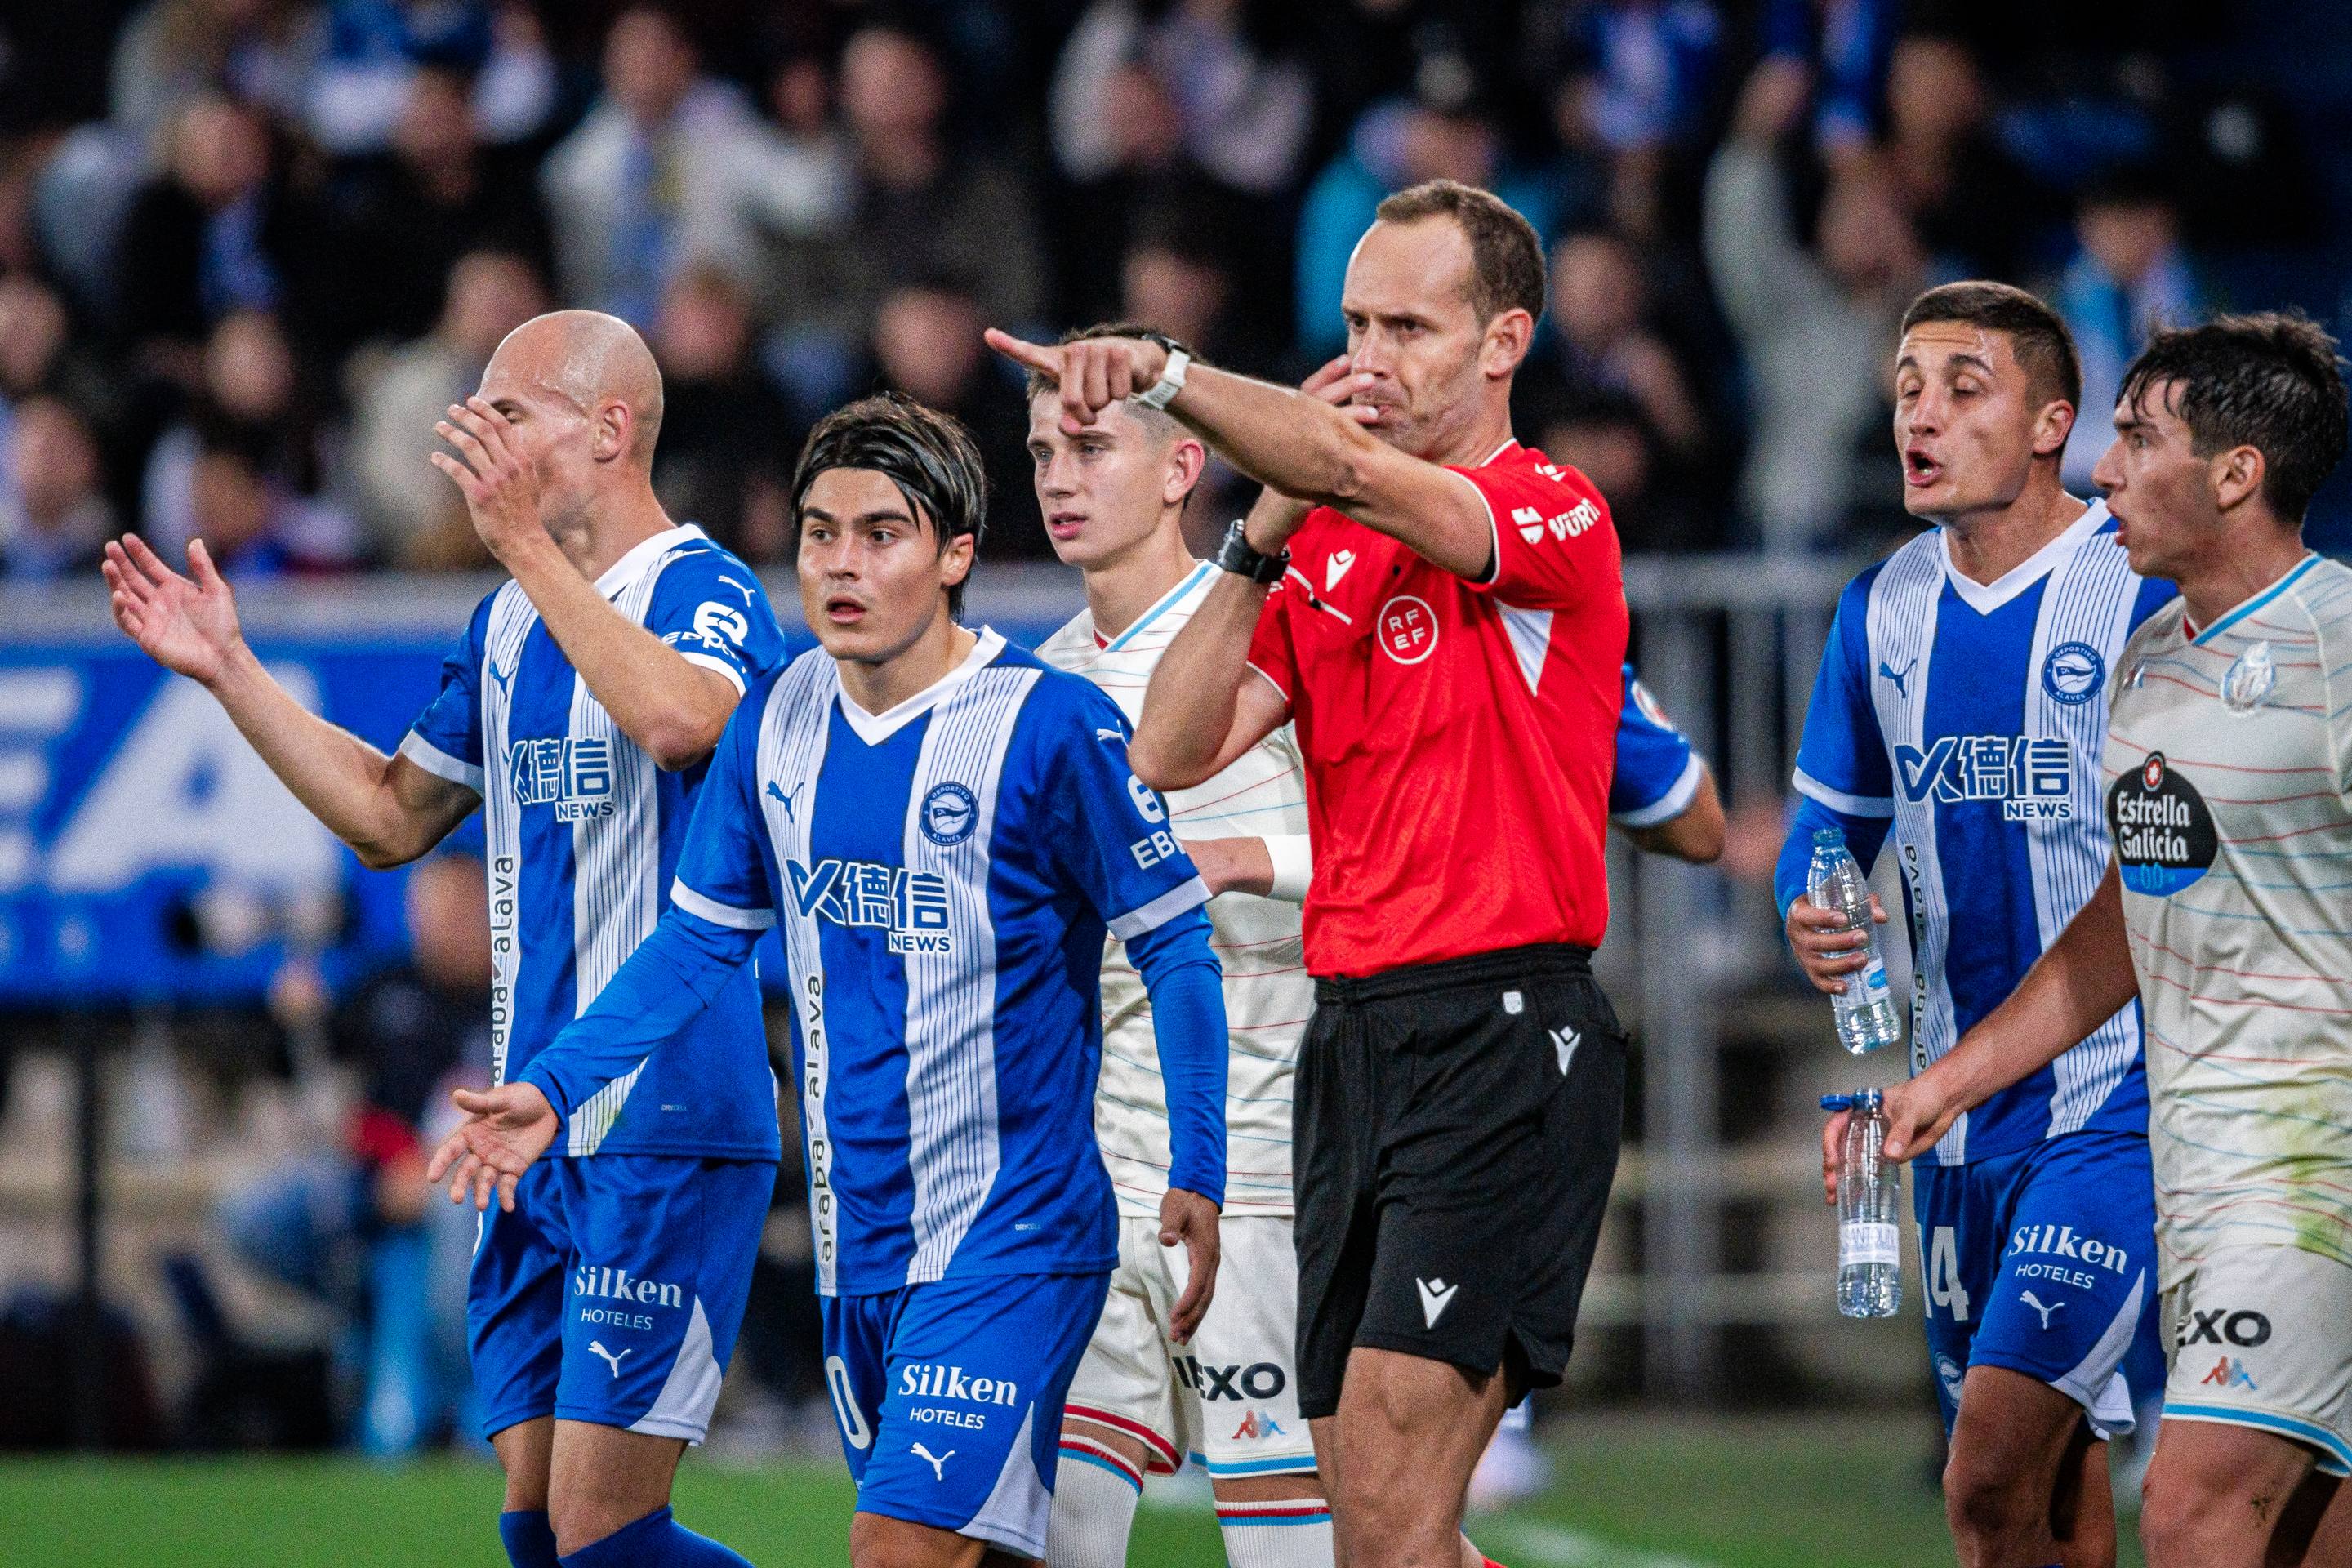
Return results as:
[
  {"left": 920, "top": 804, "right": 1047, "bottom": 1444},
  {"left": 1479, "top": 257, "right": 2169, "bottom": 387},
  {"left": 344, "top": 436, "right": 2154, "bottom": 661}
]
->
[{"left": 1501, "top": 991, "right": 1523, "bottom": 1015}]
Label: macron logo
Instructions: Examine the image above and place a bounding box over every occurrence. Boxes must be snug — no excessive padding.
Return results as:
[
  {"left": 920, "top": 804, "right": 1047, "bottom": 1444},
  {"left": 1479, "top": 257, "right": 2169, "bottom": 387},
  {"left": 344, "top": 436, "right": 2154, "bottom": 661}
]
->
[
  {"left": 1416, "top": 1277, "right": 1459, "bottom": 1328},
  {"left": 1551, "top": 1025, "right": 1581, "bottom": 1076},
  {"left": 1326, "top": 550, "right": 1356, "bottom": 590}
]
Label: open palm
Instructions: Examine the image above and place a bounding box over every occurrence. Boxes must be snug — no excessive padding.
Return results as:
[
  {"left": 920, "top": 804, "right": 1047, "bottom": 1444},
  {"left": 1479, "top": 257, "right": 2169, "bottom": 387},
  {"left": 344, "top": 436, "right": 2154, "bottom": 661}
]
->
[{"left": 101, "top": 535, "right": 243, "bottom": 685}]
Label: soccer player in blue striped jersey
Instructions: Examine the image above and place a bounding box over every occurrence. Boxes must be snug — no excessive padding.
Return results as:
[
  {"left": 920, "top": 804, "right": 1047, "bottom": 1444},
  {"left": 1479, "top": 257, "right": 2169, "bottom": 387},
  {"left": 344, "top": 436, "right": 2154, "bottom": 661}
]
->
[
  {"left": 439, "top": 394, "right": 1231, "bottom": 1568},
  {"left": 1611, "top": 664, "right": 1724, "bottom": 864},
  {"left": 1777, "top": 283, "right": 2172, "bottom": 1568},
  {"left": 107, "top": 312, "right": 783, "bottom": 1568}
]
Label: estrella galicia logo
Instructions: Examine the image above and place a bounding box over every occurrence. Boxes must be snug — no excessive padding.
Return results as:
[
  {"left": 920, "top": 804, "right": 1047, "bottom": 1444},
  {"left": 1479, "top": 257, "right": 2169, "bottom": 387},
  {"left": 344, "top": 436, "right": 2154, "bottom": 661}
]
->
[
  {"left": 2042, "top": 641, "right": 2105, "bottom": 706},
  {"left": 920, "top": 782, "right": 978, "bottom": 846},
  {"left": 2106, "top": 751, "right": 2217, "bottom": 896}
]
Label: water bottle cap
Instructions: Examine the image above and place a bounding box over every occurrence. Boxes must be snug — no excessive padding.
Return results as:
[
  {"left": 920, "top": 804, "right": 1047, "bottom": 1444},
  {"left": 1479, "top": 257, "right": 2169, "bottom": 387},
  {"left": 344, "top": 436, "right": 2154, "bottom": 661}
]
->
[
  {"left": 1811, "top": 826, "right": 1846, "bottom": 849},
  {"left": 1819, "top": 1094, "right": 1851, "bottom": 1111},
  {"left": 1854, "top": 1087, "right": 1882, "bottom": 1111}
]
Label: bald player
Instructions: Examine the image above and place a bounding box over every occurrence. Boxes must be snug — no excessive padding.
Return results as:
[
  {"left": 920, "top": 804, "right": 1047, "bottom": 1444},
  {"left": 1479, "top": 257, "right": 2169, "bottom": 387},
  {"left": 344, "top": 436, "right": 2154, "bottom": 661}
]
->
[{"left": 104, "top": 311, "right": 787, "bottom": 1568}]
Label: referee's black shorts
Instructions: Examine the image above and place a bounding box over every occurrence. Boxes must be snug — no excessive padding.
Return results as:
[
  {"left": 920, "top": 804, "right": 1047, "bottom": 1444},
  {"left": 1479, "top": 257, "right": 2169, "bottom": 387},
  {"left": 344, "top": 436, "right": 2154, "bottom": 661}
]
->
[{"left": 1291, "top": 942, "right": 1627, "bottom": 1419}]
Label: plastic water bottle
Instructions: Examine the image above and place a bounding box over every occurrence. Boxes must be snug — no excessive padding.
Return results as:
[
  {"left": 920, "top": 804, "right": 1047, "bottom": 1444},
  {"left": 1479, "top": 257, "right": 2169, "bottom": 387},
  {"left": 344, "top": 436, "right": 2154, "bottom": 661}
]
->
[
  {"left": 1824, "top": 1090, "right": 1902, "bottom": 1318},
  {"left": 1807, "top": 827, "right": 1901, "bottom": 1053}
]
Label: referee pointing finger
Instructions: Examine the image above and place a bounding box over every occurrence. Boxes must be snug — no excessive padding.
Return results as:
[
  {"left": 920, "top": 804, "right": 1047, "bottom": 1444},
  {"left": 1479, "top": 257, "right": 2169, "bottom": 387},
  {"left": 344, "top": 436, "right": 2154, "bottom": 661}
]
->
[{"left": 991, "top": 180, "right": 1632, "bottom": 1568}]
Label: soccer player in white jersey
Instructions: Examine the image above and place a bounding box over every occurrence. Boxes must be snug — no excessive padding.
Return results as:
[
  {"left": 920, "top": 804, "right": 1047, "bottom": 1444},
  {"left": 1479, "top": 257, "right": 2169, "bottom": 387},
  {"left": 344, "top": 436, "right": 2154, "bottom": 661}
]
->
[
  {"left": 438, "top": 393, "right": 1232, "bottom": 1568},
  {"left": 1022, "top": 326, "right": 1331, "bottom": 1568},
  {"left": 1781, "top": 283, "right": 2172, "bottom": 1568},
  {"left": 105, "top": 312, "right": 781, "bottom": 1568},
  {"left": 1869, "top": 315, "right": 2352, "bottom": 1568}
]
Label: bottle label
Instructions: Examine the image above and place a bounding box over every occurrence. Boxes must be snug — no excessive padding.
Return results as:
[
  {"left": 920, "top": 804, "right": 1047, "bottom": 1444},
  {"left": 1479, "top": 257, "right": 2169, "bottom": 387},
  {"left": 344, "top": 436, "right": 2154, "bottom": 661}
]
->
[
  {"left": 1840, "top": 1221, "right": 1900, "bottom": 1268},
  {"left": 1857, "top": 962, "right": 1891, "bottom": 1004}
]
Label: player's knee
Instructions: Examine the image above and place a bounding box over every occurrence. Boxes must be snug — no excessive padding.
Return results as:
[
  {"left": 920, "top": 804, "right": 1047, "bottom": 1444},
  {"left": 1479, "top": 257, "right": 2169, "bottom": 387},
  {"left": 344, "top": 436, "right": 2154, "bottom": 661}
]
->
[
  {"left": 1942, "top": 1452, "right": 2038, "bottom": 1548},
  {"left": 2136, "top": 1462, "right": 2230, "bottom": 1565}
]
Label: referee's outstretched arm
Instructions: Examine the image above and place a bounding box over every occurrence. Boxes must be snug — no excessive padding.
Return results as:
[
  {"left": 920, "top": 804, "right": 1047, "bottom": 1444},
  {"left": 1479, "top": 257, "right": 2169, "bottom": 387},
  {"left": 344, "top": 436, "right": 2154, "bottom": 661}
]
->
[{"left": 984, "top": 327, "right": 1514, "bottom": 581}]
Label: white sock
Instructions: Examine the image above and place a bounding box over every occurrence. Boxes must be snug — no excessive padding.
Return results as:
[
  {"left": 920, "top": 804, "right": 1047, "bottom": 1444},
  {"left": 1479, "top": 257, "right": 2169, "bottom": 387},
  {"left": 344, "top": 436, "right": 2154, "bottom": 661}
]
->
[
  {"left": 1216, "top": 1497, "right": 1335, "bottom": 1568},
  {"left": 1046, "top": 1436, "right": 1142, "bottom": 1568}
]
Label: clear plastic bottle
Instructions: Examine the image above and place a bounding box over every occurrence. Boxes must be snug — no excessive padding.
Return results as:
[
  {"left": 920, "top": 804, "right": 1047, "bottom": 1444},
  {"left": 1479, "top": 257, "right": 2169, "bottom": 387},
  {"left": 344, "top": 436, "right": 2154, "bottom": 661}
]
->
[
  {"left": 1824, "top": 1090, "right": 1902, "bottom": 1318},
  {"left": 1806, "top": 827, "right": 1902, "bottom": 1053}
]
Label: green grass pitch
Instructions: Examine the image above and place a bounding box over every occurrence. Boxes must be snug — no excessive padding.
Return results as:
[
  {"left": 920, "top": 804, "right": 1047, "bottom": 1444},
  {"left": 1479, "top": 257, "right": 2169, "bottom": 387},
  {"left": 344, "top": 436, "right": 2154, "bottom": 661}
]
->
[{"left": 0, "top": 1415, "right": 2144, "bottom": 1566}]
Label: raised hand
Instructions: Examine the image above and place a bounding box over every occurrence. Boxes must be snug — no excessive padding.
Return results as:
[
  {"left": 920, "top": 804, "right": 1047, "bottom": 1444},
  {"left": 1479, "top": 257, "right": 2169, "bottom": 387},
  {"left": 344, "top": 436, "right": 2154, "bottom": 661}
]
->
[
  {"left": 425, "top": 1081, "right": 560, "bottom": 1213},
  {"left": 984, "top": 327, "right": 1168, "bottom": 436},
  {"left": 102, "top": 534, "right": 245, "bottom": 686},
  {"left": 432, "top": 396, "right": 544, "bottom": 564}
]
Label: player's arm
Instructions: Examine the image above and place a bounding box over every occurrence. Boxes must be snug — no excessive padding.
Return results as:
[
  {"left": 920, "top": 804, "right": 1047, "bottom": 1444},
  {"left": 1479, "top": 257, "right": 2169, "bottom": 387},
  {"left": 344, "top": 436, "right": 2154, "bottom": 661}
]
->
[
  {"left": 1125, "top": 904, "right": 1231, "bottom": 1341},
  {"left": 434, "top": 398, "right": 738, "bottom": 769},
  {"left": 987, "top": 332, "right": 1494, "bottom": 577},
  {"left": 427, "top": 710, "right": 777, "bottom": 1210},
  {"left": 1868, "top": 862, "right": 2139, "bottom": 1173},
  {"left": 104, "top": 536, "right": 476, "bottom": 868},
  {"left": 1779, "top": 579, "right": 1897, "bottom": 987},
  {"left": 1130, "top": 492, "right": 1294, "bottom": 790},
  {"left": 1621, "top": 761, "right": 1725, "bottom": 864}
]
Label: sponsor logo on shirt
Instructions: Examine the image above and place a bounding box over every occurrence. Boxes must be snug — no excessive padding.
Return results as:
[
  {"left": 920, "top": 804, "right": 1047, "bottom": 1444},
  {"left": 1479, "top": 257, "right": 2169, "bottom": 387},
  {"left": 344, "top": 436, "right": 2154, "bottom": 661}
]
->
[
  {"left": 509, "top": 736, "right": 614, "bottom": 820},
  {"left": 2182, "top": 1307, "right": 2272, "bottom": 1348},
  {"left": 1510, "top": 498, "right": 1601, "bottom": 544},
  {"left": 2202, "top": 1356, "right": 2260, "bottom": 1391},
  {"left": 1377, "top": 596, "right": 1439, "bottom": 665},
  {"left": 2042, "top": 641, "right": 2106, "bottom": 706},
  {"left": 2007, "top": 1223, "right": 2131, "bottom": 1277},
  {"left": 1177, "top": 1358, "right": 1288, "bottom": 1402},
  {"left": 1894, "top": 735, "right": 2074, "bottom": 820},
  {"left": 573, "top": 1263, "right": 685, "bottom": 1330},
  {"left": 787, "top": 858, "right": 952, "bottom": 953},
  {"left": 2105, "top": 752, "right": 2216, "bottom": 897},
  {"left": 1232, "top": 1410, "right": 1289, "bottom": 1441}
]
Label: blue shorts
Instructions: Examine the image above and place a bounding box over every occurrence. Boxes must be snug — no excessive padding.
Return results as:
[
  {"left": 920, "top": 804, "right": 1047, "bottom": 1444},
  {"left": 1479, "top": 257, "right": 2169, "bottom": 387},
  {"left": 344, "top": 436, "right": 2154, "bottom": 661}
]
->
[
  {"left": 823, "top": 1271, "right": 1111, "bottom": 1558},
  {"left": 467, "top": 1154, "right": 775, "bottom": 1442},
  {"left": 1914, "top": 1129, "right": 2164, "bottom": 1440}
]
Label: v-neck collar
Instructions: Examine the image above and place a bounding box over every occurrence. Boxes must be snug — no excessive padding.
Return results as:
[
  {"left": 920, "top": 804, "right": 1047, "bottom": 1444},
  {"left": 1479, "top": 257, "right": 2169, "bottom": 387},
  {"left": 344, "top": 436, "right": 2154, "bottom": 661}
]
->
[
  {"left": 2185, "top": 552, "right": 2322, "bottom": 645},
  {"left": 834, "top": 626, "right": 1005, "bottom": 746},
  {"left": 594, "top": 523, "right": 705, "bottom": 597},
  {"left": 1938, "top": 500, "right": 2108, "bottom": 616}
]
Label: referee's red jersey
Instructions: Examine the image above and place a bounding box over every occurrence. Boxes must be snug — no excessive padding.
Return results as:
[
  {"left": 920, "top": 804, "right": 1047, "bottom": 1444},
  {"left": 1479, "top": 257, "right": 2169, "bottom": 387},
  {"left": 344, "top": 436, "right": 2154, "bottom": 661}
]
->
[{"left": 1245, "top": 440, "right": 1628, "bottom": 977}]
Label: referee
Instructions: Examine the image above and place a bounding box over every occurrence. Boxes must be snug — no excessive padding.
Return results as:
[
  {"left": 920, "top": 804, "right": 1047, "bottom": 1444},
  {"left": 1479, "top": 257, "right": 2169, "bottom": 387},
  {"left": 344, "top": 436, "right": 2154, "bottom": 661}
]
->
[{"left": 989, "top": 180, "right": 1630, "bottom": 1568}]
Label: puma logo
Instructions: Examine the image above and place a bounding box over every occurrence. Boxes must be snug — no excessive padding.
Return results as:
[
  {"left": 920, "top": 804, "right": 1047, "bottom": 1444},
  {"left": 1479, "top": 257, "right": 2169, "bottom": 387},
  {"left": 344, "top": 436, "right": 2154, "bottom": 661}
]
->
[
  {"left": 911, "top": 1442, "right": 954, "bottom": 1481},
  {"left": 588, "top": 1341, "right": 632, "bottom": 1379},
  {"left": 1878, "top": 659, "right": 1916, "bottom": 698},
  {"left": 2020, "top": 1290, "right": 2065, "bottom": 1330},
  {"left": 488, "top": 662, "right": 514, "bottom": 701}
]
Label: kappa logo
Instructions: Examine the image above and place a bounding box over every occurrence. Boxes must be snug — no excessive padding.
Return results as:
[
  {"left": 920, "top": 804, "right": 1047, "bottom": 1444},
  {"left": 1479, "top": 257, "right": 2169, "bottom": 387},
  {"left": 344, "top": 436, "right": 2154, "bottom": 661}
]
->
[
  {"left": 1325, "top": 550, "right": 1356, "bottom": 590},
  {"left": 1232, "top": 1410, "right": 1288, "bottom": 1441},
  {"left": 1878, "top": 659, "right": 1916, "bottom": 699},
  {"left": 2202, "top": 1356, "right": 2259, "bottom": 1392},
  {"left": 1550, "top": 1024, "right": 1581, "bottom": 1076},
  {"left": 2020, "top": 1290, "right": 2065, "bottom": 1330},
  {"left": 588, "top": 1341, "right": 632, "bottom": 1379},
  {"left": 911, "top": 1442, "right": 955, "bottom": 1481},
  {"left": 1416, "top": 1276, "right": 1459, "bottom": 1328}
]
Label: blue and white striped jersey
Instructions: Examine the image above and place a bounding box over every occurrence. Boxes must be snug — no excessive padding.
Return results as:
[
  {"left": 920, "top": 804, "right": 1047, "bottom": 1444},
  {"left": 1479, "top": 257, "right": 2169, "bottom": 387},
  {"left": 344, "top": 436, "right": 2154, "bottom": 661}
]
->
[
  {"left": 397, "top": 523, "right": 787, "bottom": 1160},
  {"left": 1611, "top": 663, "right": 1707, "bottom": 827},
  {"left": 665, "top": 630, "right": 1218, "bottom": 1294},
  {"left": 1788, "top": 503, "right": 2174, "bottom": 1164}
]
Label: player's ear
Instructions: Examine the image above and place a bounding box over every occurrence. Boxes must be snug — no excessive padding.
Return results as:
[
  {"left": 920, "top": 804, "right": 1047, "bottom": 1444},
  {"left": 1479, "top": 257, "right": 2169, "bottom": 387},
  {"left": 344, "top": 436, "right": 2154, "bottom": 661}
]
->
[
  {"left": 939, "top": 528, "right": 975, "bottom": 591},
  {"left": 1165, "top": 435, "right": 1207, "bottom": 508},
  {"left": 2033, "top": 399, "right": 2076, "bottom": 460},
  {"left": 1482, "top": 308, "right": 1535, "bottom": 379},
  {"left": 2212, "top": 443, "right": 2265, "bottom": 514},
  {"left": 592, "top": 399, "right": 631, "bottom": 462}
]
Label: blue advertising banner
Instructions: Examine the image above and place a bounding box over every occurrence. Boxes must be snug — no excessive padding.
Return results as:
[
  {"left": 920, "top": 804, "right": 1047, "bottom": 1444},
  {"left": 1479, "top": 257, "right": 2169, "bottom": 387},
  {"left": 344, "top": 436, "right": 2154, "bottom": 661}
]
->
[{"left": 0, "top": 572, "right": 1080, "bottom": 1007}]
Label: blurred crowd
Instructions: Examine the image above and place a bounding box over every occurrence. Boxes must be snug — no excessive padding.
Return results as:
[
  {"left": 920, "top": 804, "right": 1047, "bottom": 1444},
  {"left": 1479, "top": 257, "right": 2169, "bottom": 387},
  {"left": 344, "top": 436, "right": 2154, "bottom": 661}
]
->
[{"left": 0, "top": 0, "right": 2336, "bottom": 572}]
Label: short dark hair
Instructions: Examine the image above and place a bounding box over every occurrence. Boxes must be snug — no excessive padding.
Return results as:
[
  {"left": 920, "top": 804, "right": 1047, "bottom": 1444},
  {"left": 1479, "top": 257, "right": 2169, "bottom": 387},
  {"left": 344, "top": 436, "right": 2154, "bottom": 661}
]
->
[
  {"left": 1900, "top": 281, "right": 2082, "bottom": 414},
  {"left": 1022, "top": 322, "right": 1195, "bottom": 421},
  {"left": 791, "top": 393, "right": 987, "bottom": 617},
  {"left": 1372, "top": 180, "right": 1546, "bottom": 327},
  {"left": 2119, "top": 312, "right": 2350, "bottom": 524}
]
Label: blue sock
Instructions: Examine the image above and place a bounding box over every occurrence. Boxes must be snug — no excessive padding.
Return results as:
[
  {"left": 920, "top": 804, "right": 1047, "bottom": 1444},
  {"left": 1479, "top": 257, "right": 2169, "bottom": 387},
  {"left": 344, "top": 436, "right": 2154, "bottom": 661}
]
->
[
  {"left": 558, "top": 1506, "right": 755, "bottom": 1568},
  {"left": 498, "top": 1510, "right": 560, "bottom": 1568}
]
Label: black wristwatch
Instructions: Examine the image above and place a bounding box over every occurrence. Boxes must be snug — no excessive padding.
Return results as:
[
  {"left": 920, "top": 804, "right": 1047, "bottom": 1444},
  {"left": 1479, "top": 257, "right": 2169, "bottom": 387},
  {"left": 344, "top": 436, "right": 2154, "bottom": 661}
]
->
[{"left": 1213, "top": 518, "right": 1290, "bottom": 586}]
